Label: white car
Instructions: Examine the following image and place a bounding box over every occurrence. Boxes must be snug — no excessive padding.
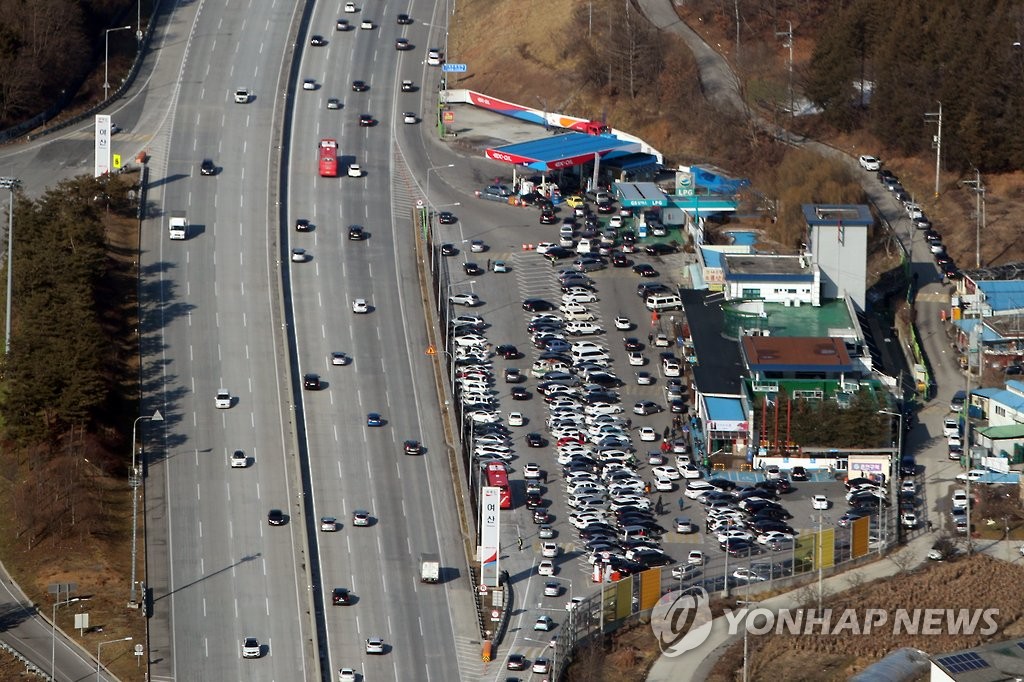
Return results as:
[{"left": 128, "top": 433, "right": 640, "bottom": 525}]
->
[
  {"left": 901, "top": 512, "right": 918, "bottom": 528},
  {"left": 215, "top": 388, "right": 232, "bottom": 409},
  {"left": 359, "top": 19, "right": 374, "bottom": 29},
  {"left": 453, "top": 333, "right": 487, "bottom": 347},
  {"left": 536, "top": 242, "right": 557, "bottom": 254},
  {"left": 663, "top": 360, "right": 681, "bottom": 377},
  {"left": 566, "top": 321, "right": 603, "bottom": 336},
  {"left": 320, "top": 516, "right": 340, "bottom": 532},
  {"left": 533, "top": 615, "right": 555, "bottom": 631},
  {"left": 330, "top": 352, "right": 350, "bottom": 366},
  {"left": 901, "top": 480, "right": 916, "bottom": 495},
  {"left": 242, "top": 637, "right": 261, "bottom": 658},
  {"left": 638, "top": 426, "right": 658, "bottom": 442},
  {"left": 608, "top": 215, "right": 623, "bottom": 228},
  {"left": 684, "top": 480, "right": 714, "bottom": 499},
  {"left": 952, "top": 489, "right": 969, "bottom": 509},
  {"left": 652, "top": 465, "right": 680, "bottom": 480},
  {"left": 338, "top": 669, "right": 357, "bottom": 682},
  {"left": 470, "top": 411, "right": 501, "bottom": 424},
  {"left": 757, "top": 530, "right": 795, "bottom": 545},
  {"left": 230, "top": 450, "right": 247, "bottom": 468},
  {"left": 956, "top": 469, "right": 989, "bottom": 483},
  {"left": 542, "top": 542, "right": 559, "bottom": 558},
  {"left": 508, "top": 412, "right": 525, "bottom": 427},
  {"left": 344, "top": 1, "right": 357, "bottom": 11},
  {"left": 352, "top": 298, "right": 369, "bottom": 313},
  {"left": 716, "top": 529, "right": 754, "bottom": 544},
  {"left": 858, "top": 155, "right": 881, "bottom": 171},
  {"left": 291, "top": 247, "right": 309, "bottom": 262},
  {"left": 653, "top": 478, "right": 674, "bottom": 492},
  {"left": 449, "top": 293, "right": 481, "bottom": 306},
  {"left": 302, "top": 79, "right": 317, "bottom": 90},
  {"left": 812, "top": 494, "right": 829, "bottom": 510},
  {"left": 943, "top": 417, "right": 959, "bottom": 438},
  {"left": 585, "top": 402, "right": 622, "bottom": 416},
  {"left": 680, "top": 464, "right": 702, "bottom": 479},
  {"left": 628, "top": 351, "right": 645, "bottom": 366},
  {"left": 614, "top": 316, "right": 632, "bottom": 330},
  {"left": 524, "top": 463, "right": 542, "bottom": 479},
  {"left": 347, "top": 163, "right": 362, "bottom": 178},
  {"left": 233, "top": 87, "right": 251, "bottom": 103},
  {"left": 427, "top": 49, "right": 442, "bottom": 66},
  {"left": 687, "top": 550, "right": 705, "bottom": 566},
  {"left": 562, "top": 291, "right": 597, "bottom": 305},
  {"left": 537, "top": 560, "right": 556, "bottom": 576}
]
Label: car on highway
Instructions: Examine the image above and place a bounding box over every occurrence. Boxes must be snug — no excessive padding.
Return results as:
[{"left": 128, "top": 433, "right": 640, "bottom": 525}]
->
[
  {"left": 440, "top": 243, "right": 458, "bottom": 256},
  {"left": 352, "top": 510, "right": 371, "bottom": 526},
  {"left": 403, "top": 111, "right": 418, "bottom": 124},
  {"left": 215, "top": 388, "right": 232, "bottom": 408},
  {"left": 310, "top": 34, "right": 327, "bottom": 46},
  {"left": 332, "top": 587, "right": 351, "bottom": 605},
  {"left": 397, "top": 12, "right": 413, "bottom": 24},
  {"left": 338, "top": 668, "right": 357, "bottom": 682},
  {"left": 233, "top": 87, "right": 251, "bottom": 103},
  {"left": 401, "top": 79, "right": 415, "bottom": 91},
  {"left": 403, "top": 439, "right": 423, "bottom": 455},
  {"left": 303, "top": 373, "right": 321, "bottom": 390},
  {"left": 463, "top": 262, "right": 483, "bottom": 276},
  {"left": 346, "top": 163, "right": 361, "bottom": 177},
  {"left": 352, "top": 298, "right": 369, "bottom": 313},
  {"left": 320, "top": 516, "right": 340, "bottom": 531},
  {"left": 437, "top": 211, "right": 458, "bottom": 225},
  {"left": 351, "top": 80, "right": 369, "bottom": 92},
  {"left": 359, "top": 113, "right": 375, "bottom": 127},
  {"left": 242, "top": 637, "right": 261, "bottom": 658},
  {"left": 199, "top": 158, "right": 217, "bottom": 176},
  {"left": 365, "top": 637, "right": 385, "bottom": 654},
  {"left": 366, "top": 412, "right": 384, "bottom": 427},
  {"left": 267, "top": 509, "right": 286, "bottom": 526},
  {"left": 295, "top": 218, "right": 312, "bottom": 232},
  {"left": 507, "top": 653, "right": 528, "bottom": 670},
  {"left": 359, "top": 19, "right": 374, "bottom": 29},
  {"left": 347, "top": 225, "right": 366, "bottom": 240},
  {"left": 533, "top": 615, "right": 555, "bottom": 631},
  {"left": 326, "top": 97, "right": 341, "bottom": 110},
  {"left": 395, "top": 38, "right": 412, "bottom": 50},
  {"left": 302, "top": 79, "right": 317, "bottom": 90},
  {"left": 427, "top": 48, "right": 443, "bottom": 65},
  {"left": 230, "top": 450, "right": 247, "bottom": 468},
  {"left": 291, "top": 247, "right": 310, "bottom": 262}
]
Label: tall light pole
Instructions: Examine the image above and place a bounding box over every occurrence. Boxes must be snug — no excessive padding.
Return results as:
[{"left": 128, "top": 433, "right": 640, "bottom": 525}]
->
[
  {"left": 104, "top": 26, "right": 133, "bottom": 101},
  {"left": 52, "top": 597, "right": 81, "bottom": 679},
  {"left": 925, "top": 103, "right": 943, "bottom": 197},
  {"left": 97, "top": 636, "right": 132, "bottom": 681},
  {"left": 775, "top": 22, "right": 793, "bottom": 116},
  {"left": 426, "top": 163, "right": 455, "bottom": 209},
  {"left": 963, "top": 170, "right": 986, "bottom": 268},
  {"left": 878, "top": 409, "right": 903, "bottom": 544},
  {"left": 0, "top": 177, "right": 19, "bottom": 355},
  {"left": 737, "top": 599, "right": 758, "bottom": 682},
  {"left": 129, "top": 410, "right": 163, "bottom": 607}
]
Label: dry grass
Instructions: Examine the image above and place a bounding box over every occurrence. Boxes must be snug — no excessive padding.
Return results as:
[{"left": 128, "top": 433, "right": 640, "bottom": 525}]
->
[{"left": 705, "top": 554, "right": 1024, "bottom": 681}]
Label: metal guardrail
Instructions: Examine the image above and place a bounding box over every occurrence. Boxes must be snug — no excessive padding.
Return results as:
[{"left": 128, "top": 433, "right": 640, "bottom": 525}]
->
[{"left": 0, "top": 638, "right": 51, "bottom": 680}]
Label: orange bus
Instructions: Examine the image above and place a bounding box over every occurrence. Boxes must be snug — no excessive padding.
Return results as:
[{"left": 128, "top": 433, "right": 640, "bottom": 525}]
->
[
  {"left": 318, "top": 138, "right": 338, "bottom": 177},
  {"left": 485, "top": 462, "right": 512, "bottom": 509}
]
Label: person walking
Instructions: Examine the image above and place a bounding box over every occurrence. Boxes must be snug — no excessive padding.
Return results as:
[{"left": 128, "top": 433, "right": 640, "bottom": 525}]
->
[
  {"left": 486, "top": 258, "right": 491, "bottom": 271},
  {"left": 678, "top": 497, "right": 685, "bottom": 512},
  {"left": 517, "top": 536, "right": 524, "bottom": 551},
  {"left": 648, "top": 332, "right": 654, "bottom": 345}
]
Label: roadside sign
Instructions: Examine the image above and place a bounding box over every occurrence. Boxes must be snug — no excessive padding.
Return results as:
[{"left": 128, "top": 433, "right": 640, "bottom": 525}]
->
[
  {"left": 442, "top": 63, "right": 467, "bottom": 72},
  {"left": 478, "top": 584, "right": 488, "bottom": 594},
  {"left": 443, "top": 110, "right": 455, "bottom": 124}
]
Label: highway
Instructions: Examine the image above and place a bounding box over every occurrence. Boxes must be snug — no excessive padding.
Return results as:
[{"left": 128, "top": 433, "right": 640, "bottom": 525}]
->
[
  {"left": 285, "top": 2, "right": 464, "bottom": 680},
  {"left": 143, "top": 1, "right": 311, "bottom": 681}
]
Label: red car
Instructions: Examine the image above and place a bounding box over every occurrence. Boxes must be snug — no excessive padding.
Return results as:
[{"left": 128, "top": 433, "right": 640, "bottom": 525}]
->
[{"left": 557, "top": 435, "right": 585, "bottom": 447}]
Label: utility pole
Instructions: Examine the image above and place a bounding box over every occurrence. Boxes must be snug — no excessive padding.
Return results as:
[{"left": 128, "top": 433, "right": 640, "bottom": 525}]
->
[
  {"left": 963, "top": 169, "right": 986, "bottom": 268},
  {"left": 734, "top": 0, "right": 741, "bottom": 59},
  {"left": 0, "top": 177, "right": 19, "bottom": 355},
  {"left": 775, "top": 21, "right": 794, "bottom": 116},
  {"left": 925, "top": 103, "right": 943, "bottom": 198}
]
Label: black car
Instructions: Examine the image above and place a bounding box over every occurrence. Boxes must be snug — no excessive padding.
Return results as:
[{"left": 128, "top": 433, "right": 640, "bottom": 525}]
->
[
  {"left": 397, "top": 12, "right": 413, "bottom": 24},
  {"left": 540, "top": 210, "right": 558, "bottom": 224},
  {"left": 644, "top": 243, "right": 677, "bottom": 256},
  {"left": 310, "top": 34, "right": 327, "bottom": 46},
  {"left": 359, "top": 114, "right": 375, "bottom": 127},
  {"left": 774, "top": 478, "right": 792, "bottom": 493},
  {"left": 303, "top": 373, "right": 322, "bottom": 390},
  {"left": 669, "top": 398, "right": 687, "bottom": 413},
  {"left": 526, "top": 432, "right": 546, "bottom": 448},
  {"left": 544, "top": 247, "right": 575, "bottom": 261},
  {"left": 596, "top": 202, "right": 616, "bottom": 214},
  {"left": 612, "top": 253, "right": 631, "bottom": 267},
  {"left": 623, "top": 337, "right": 644, "bottom": 351},
  {"left": 496, "top": 344, "right": 521, "bottom": 359},
  {"left": 525, "top": 492, "right": 542, "bottom": 509},
  {"left": 348, "top": 224, "right": 366, "bottom": 240},
  {"left": 295, "top": 218, "right": 313, "bottom": 232},
  {"left": 200, "top": 158, "right": 216, "bottom": 175},
  {"left": 440, "top": 243, "right": 458, "bottom": 256},
  {"left": 706, "top": 478, "right": 736, "bottom": 491},
  {"left": 522, "top": 298, "right": 556, "bottom": 312},
  {"left": 395, "top": 38, "right": 412, "bottom": 50},
  {"left": 268, "top": 509, "right": 286, "bottom": 526},
  {"left": 790, "top": 466, "right": 808, "bottom": 481},
  {"left": 753, "top": 507, "right": 794, "bottom": 522},
  {"left": 532, "top": 509, "right": 551, "bottom": 524},
  {"left": 723, "top": 538, "right": 760, "bottom": 557},
  {"left": 351, "top": 80, "right": 369, "bottom": 92},
  {"left": 504, "top": 367, "right": 526, "bottom": 384},
  {"left": 510, "top": 386, "right": 530, "bottom": 400},
  {"left": 636, "top": 282, "right": 671, "bottom": 297},
  {"left": 403, "top": 440, "right": 423, "bottom": 455},
  {"left": 463, "top": 262, "right": 483, "bottom": 276},
  {"left": 507, "top": 654, "right": 527, "bottom": 671},
  {"left": 438, "top": 211, "right": 458, "bottom": 225},
  {"left": 752, "top": 519, "right": 795, "bottom": 535},
  {"left": 332, "top": 587, "right": 351, "bottom": 605}
]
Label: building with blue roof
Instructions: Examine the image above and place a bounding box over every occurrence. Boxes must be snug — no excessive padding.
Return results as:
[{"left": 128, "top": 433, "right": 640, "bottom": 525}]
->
[{"left": 485, "top": 133, "right": 645, "bottom": 173}]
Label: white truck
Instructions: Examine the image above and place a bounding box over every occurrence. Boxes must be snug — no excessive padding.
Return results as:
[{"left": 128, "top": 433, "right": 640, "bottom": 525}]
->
[
  {"left": 419, "top": 553, "right": 440, "bottom": 583},
  {"left": 168, "top": 211, "right": 188, "bottom": 240}
]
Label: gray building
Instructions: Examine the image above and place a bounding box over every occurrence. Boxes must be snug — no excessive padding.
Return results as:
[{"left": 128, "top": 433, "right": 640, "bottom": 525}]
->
[{"left": 802, "top": 204, "right": 873, "bottom": 309}]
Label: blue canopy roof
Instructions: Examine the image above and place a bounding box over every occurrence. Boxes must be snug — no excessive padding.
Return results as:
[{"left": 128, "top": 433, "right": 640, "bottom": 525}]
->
[{"left": 486, "top": 133, "right": 642, "bottom": 172}]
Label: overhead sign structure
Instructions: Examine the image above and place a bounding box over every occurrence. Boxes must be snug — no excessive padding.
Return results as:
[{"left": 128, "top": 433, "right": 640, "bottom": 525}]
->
[
  {"left": 480, "top": 486, "right": 501, "bottom": 587},
  {"left": 442, "top": 63, "right": 467, "bottom": 72},
  {"left": 94, "top": 115, "right": 112, "bottom": 177}
]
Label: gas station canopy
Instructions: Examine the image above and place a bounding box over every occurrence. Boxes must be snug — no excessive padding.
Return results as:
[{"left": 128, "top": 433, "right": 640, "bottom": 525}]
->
[
  {"left": 613, "top": 182, "right": 669, "bottom": 208},
  {"left": 485, "top": 133, "right": 642, "bottom": 172}
]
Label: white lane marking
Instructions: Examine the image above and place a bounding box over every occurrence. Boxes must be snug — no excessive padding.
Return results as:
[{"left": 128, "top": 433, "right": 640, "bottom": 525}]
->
[
  {"left": 228, "top": 520, "right": 233, "bottom": 539},
  {"left": 196, "top": 483, "right": 201, "bottom": 501},
  {"left": 204, "top": 638, "right": 208, "bottom": 657},
  {"left": 266, "top": 597, "right": 270, "bottom": 616},
  {"left": 202, "top": 598, "right": 206, "bottom": 618},
  {"left": 234, "top": 598, "right": 238, "bottom": 619},
  {"left": 263, "top": 558, "right": 267, "bottom": 576}
]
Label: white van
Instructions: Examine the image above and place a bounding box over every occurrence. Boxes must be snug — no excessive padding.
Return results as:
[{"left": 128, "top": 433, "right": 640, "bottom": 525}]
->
[
  {"left": 562, "top": 309, "right": 595, "bottom": 322},
  {"left": 645, "top": 294, "right": 682, "bottom": 311},
  {"left": 572, "top": 348, "right": 611, "bottom": 364}
]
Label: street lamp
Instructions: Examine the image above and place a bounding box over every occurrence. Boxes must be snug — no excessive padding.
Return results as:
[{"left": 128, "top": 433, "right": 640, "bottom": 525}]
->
[
  {"left": 878, "top": 409, "right": 903, "bottom": 545},
  {"left": 426, "top": 164, "right": 455, "bottom": 209},
  {"left": 737, "top": 599, "right": 759, "bottom": 682},
  {"left": 129, "top": 410, "right": 163, "bottom": 607},
  {"left": 52, "top": 597, "right": 81, "bottom": 679},
  {"left": 97, "top": 636, "right": 132, "bottom": 681},
  {"left": 0, "top": 177, "right": 20, "bottom": 355},
  {"left": 104, "top": 26, "right": 133, "bottom": 101}
]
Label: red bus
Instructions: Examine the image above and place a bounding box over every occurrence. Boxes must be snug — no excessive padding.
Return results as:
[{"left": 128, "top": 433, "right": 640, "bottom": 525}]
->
[
  {"left": 484, "top": 463, "right": 512, "bottom": 509},
  {"left": 318, "top": 138, "right": 338, "bottom": 177}
]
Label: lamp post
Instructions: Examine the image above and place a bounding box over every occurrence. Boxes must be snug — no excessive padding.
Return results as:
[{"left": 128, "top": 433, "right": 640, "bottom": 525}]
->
[
  {"left": 426, "top": 164, "right": 455, "bottom": 209},
  {"left": 104, "top": 26, "right": 133, "bottom": 101},
  {"left": 0, "top": 177, "right": 19, "bottom": 355},
  {"left": 878, "top": 409, "right": 903, "bottom": 544},
  {"left": 52, "top": 597, "right": 81, "bottom": 679},
  {"left": 736, "top": 599, "right": 758, "bottom": 682},
  {"left": 129, "top": 410, "right": 163, "bottom": 607},
  {"left": 96, "top": 636, "right": 132, "bottom": 681}
]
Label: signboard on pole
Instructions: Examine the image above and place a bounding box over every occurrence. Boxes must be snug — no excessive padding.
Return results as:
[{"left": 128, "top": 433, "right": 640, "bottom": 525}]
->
[
  {"left": 480, "top": 486, "right": 501, "bottom": 587},
  {"left": 442, "top": 63, "right": 467, "bottom": 72},
  {"left": 94, "top": 115, "right": 112, "bottom": 177}
]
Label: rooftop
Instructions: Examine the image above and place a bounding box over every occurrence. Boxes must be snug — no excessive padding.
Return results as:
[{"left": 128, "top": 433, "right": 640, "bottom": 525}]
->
[
  {"left": 681, "top": 288, "right": 745, "bottom": 395},
  {"left": 930, "top": 638, "right": 1024, "bottom": 681},
  {"left": 801, "top": 203, "right": 874, "bottom": 227},
  {"left": 723, "top": 253, "right": 813, "bottom": 278},
  {"left": 725, "top": 299, "right": 855, "bottom": 337},
  {"left": 485, "top": 132, "right": 641, "bottom": 172},
  {"left": 742, "top": 336, "right": 855, "bottom": 372}
]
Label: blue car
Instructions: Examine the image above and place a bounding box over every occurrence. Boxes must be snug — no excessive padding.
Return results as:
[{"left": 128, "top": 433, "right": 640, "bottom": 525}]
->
[{"left": 367, "top": 413, "right": 384, "bottom": 427}]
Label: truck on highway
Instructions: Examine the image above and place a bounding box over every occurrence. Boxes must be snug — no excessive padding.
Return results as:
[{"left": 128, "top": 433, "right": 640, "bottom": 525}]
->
[
  {"left": 420, "top": 553, "right": 441, "bottom": 583},
  {"left": 168, "top": 211, "right": 188, "bottom": 240}
]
